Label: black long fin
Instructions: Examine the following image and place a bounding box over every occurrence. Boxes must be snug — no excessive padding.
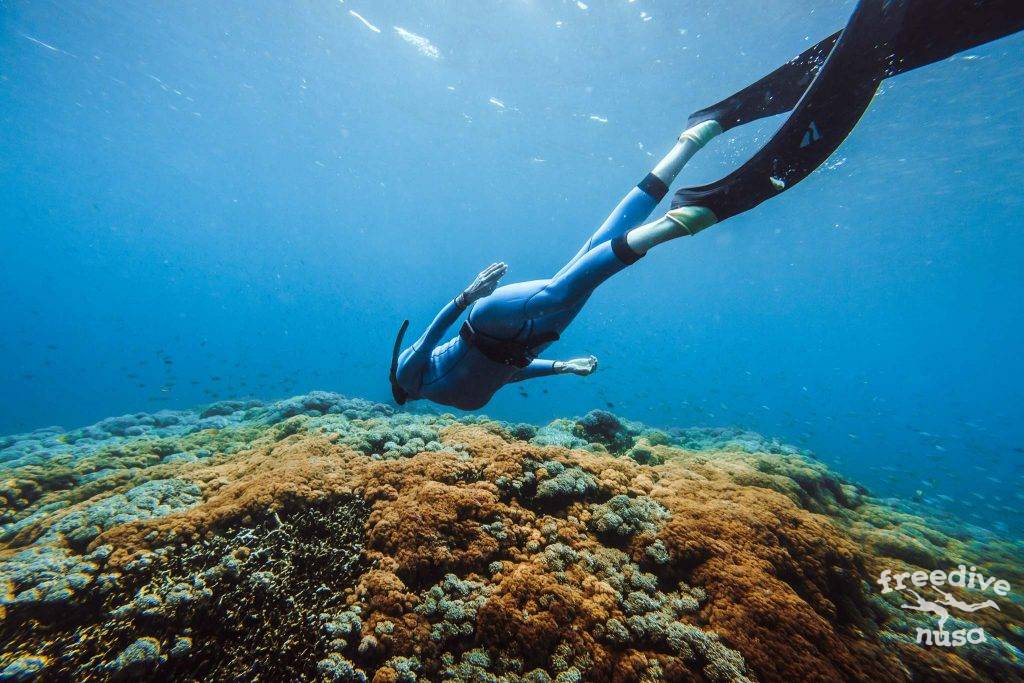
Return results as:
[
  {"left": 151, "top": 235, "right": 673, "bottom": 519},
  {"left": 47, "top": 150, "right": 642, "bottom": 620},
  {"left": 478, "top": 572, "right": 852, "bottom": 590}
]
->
[
  {"left": 688, "top": 0, "right": 1024, "bottom": 135},
  {"left": 675, "top": 0, "right": 902, "bottom": 220},
  {"left": 687, "top": 31, "right": 841, "bottom": 133},
  {"left": 675, "top": 0, "right": 1024, "bottom": 220}
]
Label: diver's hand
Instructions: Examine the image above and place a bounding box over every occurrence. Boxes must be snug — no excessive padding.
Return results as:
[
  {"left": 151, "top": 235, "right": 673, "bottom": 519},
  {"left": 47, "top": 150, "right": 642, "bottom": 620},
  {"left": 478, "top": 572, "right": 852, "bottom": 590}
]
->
[
  {"left": 457, "top": 262, "right": 507, "bottom": 308},
  {"left": 556, "top": 356, "right": 598, "bottom": 376}
]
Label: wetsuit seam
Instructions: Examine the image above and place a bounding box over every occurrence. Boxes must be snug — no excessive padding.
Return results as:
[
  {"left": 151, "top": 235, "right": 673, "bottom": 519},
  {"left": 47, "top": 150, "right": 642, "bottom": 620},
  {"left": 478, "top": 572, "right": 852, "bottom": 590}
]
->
[
  {"left": 422, "top": 344, "right": 468, "bottom": 387},
  {"left": 523, "top": 289, "right": 543, "bottom": 318}
]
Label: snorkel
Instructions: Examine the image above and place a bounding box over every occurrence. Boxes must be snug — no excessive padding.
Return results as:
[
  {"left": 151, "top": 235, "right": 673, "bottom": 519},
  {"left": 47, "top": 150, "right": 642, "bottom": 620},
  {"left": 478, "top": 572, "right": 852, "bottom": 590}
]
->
[{"left": 389, "top": 320, "right": 411, "bottom": 405}]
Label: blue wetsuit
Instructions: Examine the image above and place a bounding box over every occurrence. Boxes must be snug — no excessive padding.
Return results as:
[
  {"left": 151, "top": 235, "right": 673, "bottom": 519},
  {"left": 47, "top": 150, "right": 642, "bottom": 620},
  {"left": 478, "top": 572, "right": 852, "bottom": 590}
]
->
[{"left": 394, "top": 176, "right": 666, "bottom": 410}]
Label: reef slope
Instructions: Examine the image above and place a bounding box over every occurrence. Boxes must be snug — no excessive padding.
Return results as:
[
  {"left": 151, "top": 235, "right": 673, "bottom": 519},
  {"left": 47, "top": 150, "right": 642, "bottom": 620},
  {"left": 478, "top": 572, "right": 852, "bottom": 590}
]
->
[{"left": 1, "top": 393, "right": 1021, "bottom": 682}]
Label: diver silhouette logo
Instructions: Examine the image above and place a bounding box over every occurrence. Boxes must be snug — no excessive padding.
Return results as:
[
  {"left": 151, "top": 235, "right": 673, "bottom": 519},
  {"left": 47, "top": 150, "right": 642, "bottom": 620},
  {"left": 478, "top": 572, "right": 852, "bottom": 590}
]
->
[
  {"left": 935, "top": 591, "right": 1000, "bottom": 614},
  {"left": 877, "top": 566, "right": 1010, "bottom": 647},
  {"left": 899, "top": 589, "right": 952, "bottom": 631}
]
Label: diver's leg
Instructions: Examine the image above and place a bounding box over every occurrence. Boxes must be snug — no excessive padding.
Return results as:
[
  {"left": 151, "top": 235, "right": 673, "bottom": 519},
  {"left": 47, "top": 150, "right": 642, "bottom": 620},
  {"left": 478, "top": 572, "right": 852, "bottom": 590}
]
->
[
  {"left": 474, "top": 121, "right": 722, "bottom": 335},
  {"left": 528, "top": 238, "right": 643, "bottom": 318},
  {"left": 570, "top": 187, "right": 659, "bottom": 257},
  {"left": 473, "top": 226, "right": 649, "bottom": 340},
  {"left": 554, "top": 120, "right": 722, "bottom": 277}
]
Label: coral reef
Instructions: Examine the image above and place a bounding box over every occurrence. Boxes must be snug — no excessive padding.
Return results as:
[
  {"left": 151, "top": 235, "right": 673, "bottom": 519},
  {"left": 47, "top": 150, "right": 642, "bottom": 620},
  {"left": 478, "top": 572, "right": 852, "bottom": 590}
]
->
[{"left": 1, "top": 393, "right": 1021, "bottom": 681}]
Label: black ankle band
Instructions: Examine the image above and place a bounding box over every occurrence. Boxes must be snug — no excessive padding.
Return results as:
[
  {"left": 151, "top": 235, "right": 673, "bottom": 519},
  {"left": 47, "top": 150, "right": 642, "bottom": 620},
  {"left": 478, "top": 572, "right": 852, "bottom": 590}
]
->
[
  {"left": 638, "top": 173, "right": 669, "bottom": 202},
  {"left": 611, "top": 235, "right": 644, "bottom": 265}
]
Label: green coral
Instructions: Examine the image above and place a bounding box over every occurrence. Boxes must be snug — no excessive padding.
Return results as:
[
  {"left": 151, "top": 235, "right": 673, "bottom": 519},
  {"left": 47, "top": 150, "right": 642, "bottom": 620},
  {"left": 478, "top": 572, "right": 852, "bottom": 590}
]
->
[
  {"left": 40, "top": 479, "right": 201, "bottom": 549},
  {"left": 587, "top": 495, "right": 671, "bottom": 539},
  {"left": 415, "top": 574, "right": 489, "bottom": 644},
  {"left": 533, "top": 461, "right": 598, "bottom": 501}
]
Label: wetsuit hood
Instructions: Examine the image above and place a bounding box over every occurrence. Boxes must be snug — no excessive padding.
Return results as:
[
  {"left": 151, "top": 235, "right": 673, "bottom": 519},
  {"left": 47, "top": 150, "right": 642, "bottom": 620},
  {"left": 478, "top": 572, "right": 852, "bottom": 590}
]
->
[{"left": 389, "top": 319, "right": 410, "bottom": 405}]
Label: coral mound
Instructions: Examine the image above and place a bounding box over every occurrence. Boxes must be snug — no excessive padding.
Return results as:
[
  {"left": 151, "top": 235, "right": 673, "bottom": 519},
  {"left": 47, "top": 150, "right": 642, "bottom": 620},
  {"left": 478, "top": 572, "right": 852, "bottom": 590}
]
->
[{"left": 1, "top": 393, "right": 1021, "bottom": 682}]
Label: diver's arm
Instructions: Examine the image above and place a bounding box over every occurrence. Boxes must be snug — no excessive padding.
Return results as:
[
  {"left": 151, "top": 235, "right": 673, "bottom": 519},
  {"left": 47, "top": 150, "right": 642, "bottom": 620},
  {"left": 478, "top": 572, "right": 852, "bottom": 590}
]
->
[
  {"left": 510, "top": 356, "right": 597, "bottom": 382},
  {"left": 396, "top": 262, "right": 508, "bottom": 386},
  {"left": 509, "top": 360, "right": 559, "bottom": 383}
]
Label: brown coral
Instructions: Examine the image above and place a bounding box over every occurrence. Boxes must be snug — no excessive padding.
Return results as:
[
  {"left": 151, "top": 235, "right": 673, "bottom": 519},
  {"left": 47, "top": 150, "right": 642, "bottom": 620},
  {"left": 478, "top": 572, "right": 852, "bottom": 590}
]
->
[
  {"left": 648, "top": 471, "right": 897, "bottom": 681},
  {"left": 93, "top": 434, "right": 369, "bottom": 565},
  {"left": 3, "top": 412, "right": 1022, "bottom": 682}
]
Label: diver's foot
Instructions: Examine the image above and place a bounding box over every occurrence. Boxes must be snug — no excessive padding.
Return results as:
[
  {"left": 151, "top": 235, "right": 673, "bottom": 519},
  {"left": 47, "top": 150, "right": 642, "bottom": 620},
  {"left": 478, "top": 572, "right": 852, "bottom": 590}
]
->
[
  {"left": 652, "top": 119, "right": 724, "bottom": 186},
  {"left": 678, "top": 119, "right": 723, "bottom": 147},
  {"left": 624, "top": 206, "right": 718, "bottom": 254},
  {"left": 664, "top": 206, "right": 718, "bottom": 236}
]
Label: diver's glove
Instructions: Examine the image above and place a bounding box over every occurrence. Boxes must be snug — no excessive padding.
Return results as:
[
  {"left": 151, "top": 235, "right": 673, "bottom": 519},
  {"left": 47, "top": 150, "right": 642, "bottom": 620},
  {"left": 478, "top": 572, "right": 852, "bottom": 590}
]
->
[
  {"left": 456, "top": 262, "right": 507, "bottom": 309},
  {"left": 555, "top": 356, "right": 598, "bottom": 376}
]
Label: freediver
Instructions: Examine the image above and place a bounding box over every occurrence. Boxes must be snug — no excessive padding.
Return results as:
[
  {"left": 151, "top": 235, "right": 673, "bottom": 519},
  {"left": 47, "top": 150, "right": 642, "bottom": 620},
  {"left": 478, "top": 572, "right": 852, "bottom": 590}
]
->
[
  {"left": 390, "top": 0, "right": 1024, "bottom": 411},
  {"left": 389, "top": 116, "right": 723, "bottom": 411}
]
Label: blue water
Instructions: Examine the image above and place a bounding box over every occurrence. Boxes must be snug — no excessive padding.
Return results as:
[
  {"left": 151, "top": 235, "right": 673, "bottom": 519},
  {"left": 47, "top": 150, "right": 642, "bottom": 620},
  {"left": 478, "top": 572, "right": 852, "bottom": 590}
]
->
[{"left": 2, "top": 1, "right": 1023, "bottom": 534}]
